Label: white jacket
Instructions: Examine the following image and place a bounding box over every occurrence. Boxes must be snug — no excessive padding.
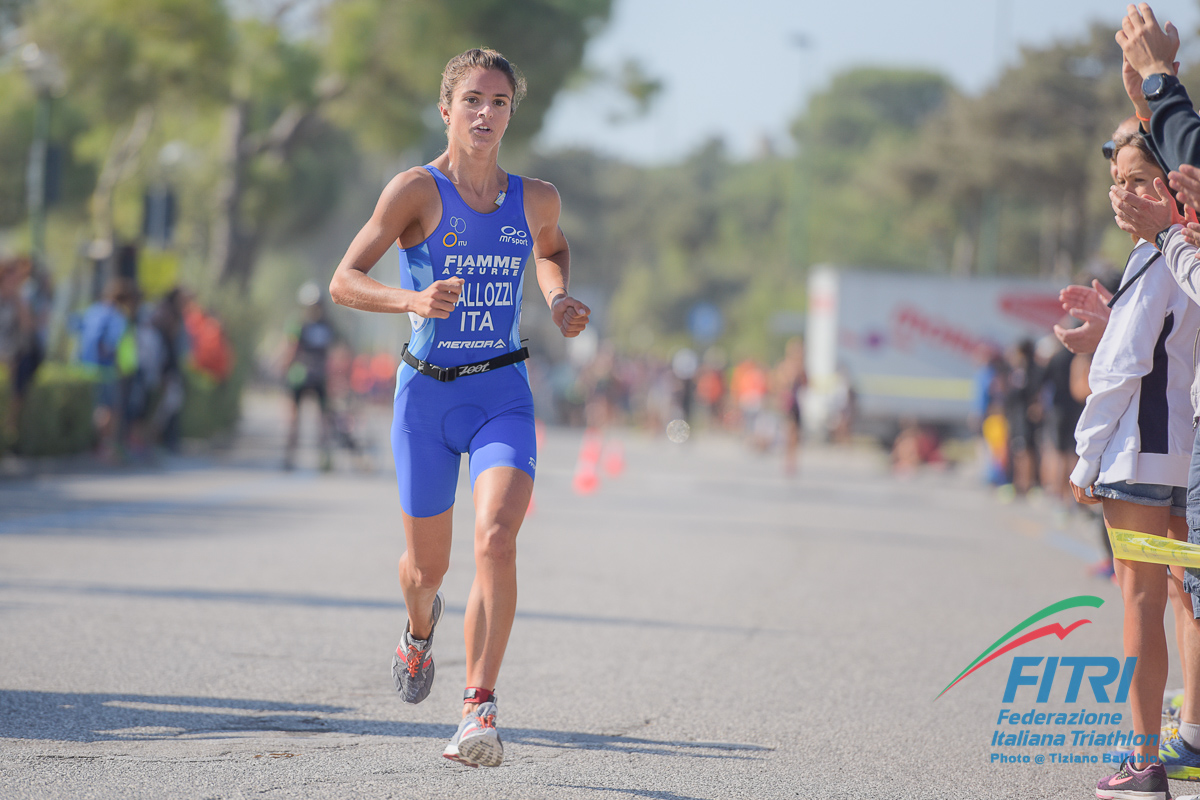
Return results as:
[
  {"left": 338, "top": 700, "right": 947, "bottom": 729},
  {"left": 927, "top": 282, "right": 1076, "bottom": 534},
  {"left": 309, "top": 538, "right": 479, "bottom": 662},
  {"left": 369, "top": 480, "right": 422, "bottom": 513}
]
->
[
  {"left": 1071, "top": 239, "right": 1200, "bottom": 489},
  {"left": 1161, "top": 224, "right": 1200, "bottom": 417}
]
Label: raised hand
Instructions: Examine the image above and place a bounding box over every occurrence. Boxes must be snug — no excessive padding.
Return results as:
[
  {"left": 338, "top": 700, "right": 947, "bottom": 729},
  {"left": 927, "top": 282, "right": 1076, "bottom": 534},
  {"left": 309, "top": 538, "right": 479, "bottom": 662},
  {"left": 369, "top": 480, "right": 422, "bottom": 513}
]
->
[
  {"left": 1169, "top": 164, "right": 1200, "bottom": 213},
  {"left": 1185, "top": 222, "right": 1200, "bottom": 249},
  {"left": 1110, "top": 177, "right": 1176, "bottom": 241},
  {"left": 1116, "top": 3, "right": 1180, "bottom": 79},
  {"left": 1054, "top": 281, "right": 1113, "bottom": 355}
]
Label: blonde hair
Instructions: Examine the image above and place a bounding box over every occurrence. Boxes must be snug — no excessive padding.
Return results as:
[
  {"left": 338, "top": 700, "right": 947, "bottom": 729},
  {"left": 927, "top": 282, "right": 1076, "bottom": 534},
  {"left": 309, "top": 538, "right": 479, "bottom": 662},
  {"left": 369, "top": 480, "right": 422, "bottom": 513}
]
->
[{"left": 439, "top": 48, "right": 526, "bottom": 112}]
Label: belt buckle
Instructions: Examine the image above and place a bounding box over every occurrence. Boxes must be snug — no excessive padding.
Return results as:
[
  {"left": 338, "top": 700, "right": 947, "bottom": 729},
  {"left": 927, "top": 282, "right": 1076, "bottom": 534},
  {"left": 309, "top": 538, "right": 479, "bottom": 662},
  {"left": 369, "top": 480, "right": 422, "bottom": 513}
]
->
[{"left": 442, "top": 366, "right": 457, "bottom": 382}]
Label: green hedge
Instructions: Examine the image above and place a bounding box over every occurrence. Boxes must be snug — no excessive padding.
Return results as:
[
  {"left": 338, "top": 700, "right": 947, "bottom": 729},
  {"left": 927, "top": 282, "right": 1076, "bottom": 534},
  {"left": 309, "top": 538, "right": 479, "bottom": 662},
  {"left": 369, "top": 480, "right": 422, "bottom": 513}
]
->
[
  {"left": 1, "top": 362, "right": 98, "bottom": 456},
  {"left": 0, "top": 360, "right": 243, "bottom": 457},
  {"left": 179, "top": 366, "right": 241, "bottom": 439}
]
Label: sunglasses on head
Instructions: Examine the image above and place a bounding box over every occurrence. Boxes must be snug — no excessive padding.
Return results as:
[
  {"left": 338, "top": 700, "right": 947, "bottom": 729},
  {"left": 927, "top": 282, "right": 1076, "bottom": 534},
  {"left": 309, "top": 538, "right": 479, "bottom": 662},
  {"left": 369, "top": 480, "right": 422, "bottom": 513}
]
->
[{"left": 1102, "top": 140, "right": 1115, "bottom": 160}]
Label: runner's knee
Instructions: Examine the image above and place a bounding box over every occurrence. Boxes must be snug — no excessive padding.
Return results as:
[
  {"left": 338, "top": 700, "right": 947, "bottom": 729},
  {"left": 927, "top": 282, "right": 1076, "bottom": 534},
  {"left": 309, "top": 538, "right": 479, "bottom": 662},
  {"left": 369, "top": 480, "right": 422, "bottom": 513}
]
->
[
  {"left": 474, "top": 523, "right": 517, "bottom": 566},
  {"left": 402, "top": 554, "right": 449, "bottom": 589}
]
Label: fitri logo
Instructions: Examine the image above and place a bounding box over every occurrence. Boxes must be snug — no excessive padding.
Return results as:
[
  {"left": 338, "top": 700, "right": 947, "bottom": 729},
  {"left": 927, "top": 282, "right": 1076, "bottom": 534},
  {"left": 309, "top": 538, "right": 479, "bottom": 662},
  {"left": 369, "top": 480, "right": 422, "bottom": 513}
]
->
[
  {"left": 443, "top": 216, "right": 467, "bottom": 248},
  {"left": 499, "top": 225, "right": 529, "bottom": 246}
]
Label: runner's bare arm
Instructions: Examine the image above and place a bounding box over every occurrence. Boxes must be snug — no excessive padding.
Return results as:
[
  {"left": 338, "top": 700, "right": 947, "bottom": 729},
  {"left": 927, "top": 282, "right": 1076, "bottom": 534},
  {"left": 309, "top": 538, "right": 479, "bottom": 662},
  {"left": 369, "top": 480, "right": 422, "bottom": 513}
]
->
[
  {"left": 330, "top": 169, "right": 462, "bottom": 318},
  {"left": 525, "top": 178, "right": 589, "bottom": 337}
]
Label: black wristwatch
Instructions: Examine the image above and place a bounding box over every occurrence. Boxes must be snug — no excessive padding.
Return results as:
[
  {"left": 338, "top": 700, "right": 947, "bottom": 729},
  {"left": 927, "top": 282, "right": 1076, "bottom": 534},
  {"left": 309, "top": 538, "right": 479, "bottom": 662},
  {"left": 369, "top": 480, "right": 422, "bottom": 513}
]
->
[
  {"left": 1156, "top": 226, "right": 1175, "bottom": 251},
  {"left": 1143, "top": 73, "right": 1180, "bottom": 102}
]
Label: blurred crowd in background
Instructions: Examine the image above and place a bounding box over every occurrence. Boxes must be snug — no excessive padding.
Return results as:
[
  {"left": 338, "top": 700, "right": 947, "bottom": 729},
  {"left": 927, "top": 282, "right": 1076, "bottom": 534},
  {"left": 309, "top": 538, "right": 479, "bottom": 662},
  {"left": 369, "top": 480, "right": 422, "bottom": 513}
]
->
[{"left": 0, "top": 255, "right": 235, "bottom": 462}]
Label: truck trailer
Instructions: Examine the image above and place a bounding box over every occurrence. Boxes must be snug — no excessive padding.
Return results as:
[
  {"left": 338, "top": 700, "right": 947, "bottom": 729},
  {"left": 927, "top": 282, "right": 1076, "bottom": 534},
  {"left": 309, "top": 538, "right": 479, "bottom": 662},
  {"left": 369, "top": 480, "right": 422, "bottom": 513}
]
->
[{"left": 804, "top": 266, "right": 1068, "bottom": 437}]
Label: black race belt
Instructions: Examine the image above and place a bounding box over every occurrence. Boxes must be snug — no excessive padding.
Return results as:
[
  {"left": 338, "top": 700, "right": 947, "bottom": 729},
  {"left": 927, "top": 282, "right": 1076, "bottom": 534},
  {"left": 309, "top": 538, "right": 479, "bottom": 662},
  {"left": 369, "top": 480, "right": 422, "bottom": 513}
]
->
[{"left": 401, "top": 343, "right": 529, "bottom": 382}]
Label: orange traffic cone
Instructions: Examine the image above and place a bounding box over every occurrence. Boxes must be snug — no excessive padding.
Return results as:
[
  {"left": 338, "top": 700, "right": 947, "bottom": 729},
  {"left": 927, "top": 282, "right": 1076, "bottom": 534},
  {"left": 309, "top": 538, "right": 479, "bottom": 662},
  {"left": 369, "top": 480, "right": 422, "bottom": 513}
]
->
[
  {"left": 573, "top": 429, "right": 602, "bottom": 495},
  {"left": 601, "top": 440, "right": 625, "bottom": 478},
  {"left": 579, "top": 428, "right": 603, "bottom": 465},
  {"left": 572, "top": 462, "right": 599, "bottom": 495}
]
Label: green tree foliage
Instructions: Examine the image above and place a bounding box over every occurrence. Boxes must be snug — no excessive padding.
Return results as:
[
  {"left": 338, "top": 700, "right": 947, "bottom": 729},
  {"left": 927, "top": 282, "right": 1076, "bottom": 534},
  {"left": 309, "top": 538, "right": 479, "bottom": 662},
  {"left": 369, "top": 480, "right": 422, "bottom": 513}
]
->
[
  {"left": 325, "top": 0, "right": 613, "bottom": 153},
  {"left": 0, "top": 69, "right": 97, "bottom": 230},
  {"left": 792, "top": 67, "right": 954, "bottom": 271},
  {"left": 529, "top": 139, "right": 794, "bottom": 359},
  {"left": 4, "top": 0, "right": 1159, "bottom": 368},
  {"left": 557, "top": 26, "right": 1152, "bottom": 361},
  {"left": 26, "top": 0, "right": 232, "bottom": 122},
  {"left": 4, "top": 0, "right": 612, "bottom": 292},
  {"left": 205, "top": 17, "right": 357, "bottom": 287},
  {"left": 893, "top": 23, "right": 1132, "bottom": 277},
  {"left": 0, "top": 72, "right": 36, "bottom": 226}
]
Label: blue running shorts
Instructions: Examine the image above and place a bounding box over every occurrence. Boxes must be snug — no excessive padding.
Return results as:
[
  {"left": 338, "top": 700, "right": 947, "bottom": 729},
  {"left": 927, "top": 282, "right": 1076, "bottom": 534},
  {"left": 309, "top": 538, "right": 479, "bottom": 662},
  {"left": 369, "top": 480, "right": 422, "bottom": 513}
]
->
[{"left": 391, "top": 365, "right": 536, "bottom": 517}]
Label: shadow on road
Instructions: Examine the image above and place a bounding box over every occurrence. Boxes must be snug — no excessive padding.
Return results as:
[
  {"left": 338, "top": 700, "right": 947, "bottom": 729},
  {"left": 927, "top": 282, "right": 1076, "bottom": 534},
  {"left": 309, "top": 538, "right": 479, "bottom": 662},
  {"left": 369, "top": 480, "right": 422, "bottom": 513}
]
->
[
  {"left": 0, "top": 474, "right": 312, "bottom": 539},
  {"left": 550, "top": 788, "right": 714, "bottom": 800},
  {"left": 0, "top": 690, "right": 356, "bottom": 742},
  {"left": 0, "top": 690, "right": 771, "bottom": 764},
  {"left": 1, "top": 580, "right": 792, "bottom": 634}
]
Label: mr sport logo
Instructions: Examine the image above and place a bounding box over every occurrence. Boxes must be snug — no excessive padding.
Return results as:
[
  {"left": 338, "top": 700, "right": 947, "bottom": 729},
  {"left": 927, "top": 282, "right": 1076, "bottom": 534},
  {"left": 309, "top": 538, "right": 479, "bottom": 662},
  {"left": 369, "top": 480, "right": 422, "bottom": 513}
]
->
[{"left": 938, "top": 595, "right": 1144, "bottom": 765}]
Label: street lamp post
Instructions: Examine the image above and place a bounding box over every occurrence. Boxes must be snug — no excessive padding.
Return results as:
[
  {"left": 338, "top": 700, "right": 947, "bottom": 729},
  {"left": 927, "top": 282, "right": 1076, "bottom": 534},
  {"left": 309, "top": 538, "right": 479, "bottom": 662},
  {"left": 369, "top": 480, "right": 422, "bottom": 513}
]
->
[
  {"left": 789, "top": 33, "right": 814, "bottom": 279},
  {"left": 19, "top": 43, "right": 64, "bottom": 272}
]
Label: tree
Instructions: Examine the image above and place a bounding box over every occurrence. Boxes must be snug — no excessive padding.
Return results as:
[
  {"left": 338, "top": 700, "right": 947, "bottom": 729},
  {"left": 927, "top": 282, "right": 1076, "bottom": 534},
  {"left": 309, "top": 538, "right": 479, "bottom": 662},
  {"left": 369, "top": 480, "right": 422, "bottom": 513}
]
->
[
  {"left": 26, "top": 0, "right": 231, "bottom": 252},
  {"left": 212, "top": 0, "right": 616, "bottom": 287},
  {"left": 892, "top": 23, "right": 1132, "bottom": 277},
  {"left": 790, "top": 67, "right": 954, "bottom": 271}
]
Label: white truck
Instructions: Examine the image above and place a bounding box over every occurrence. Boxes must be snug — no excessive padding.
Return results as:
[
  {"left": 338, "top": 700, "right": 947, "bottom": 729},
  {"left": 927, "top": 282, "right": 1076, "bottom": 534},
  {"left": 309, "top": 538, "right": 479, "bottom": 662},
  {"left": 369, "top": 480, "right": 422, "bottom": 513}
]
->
[{"left": 804, "top": 266, "right": 1067, "bottom": 436}]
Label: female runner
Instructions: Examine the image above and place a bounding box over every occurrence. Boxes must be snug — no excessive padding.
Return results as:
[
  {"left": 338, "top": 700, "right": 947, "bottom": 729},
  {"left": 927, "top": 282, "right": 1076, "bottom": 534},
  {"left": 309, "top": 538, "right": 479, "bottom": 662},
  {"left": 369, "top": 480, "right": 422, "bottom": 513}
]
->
[{"left": 329, "top": 48, "right": 590, "bottom": 767}]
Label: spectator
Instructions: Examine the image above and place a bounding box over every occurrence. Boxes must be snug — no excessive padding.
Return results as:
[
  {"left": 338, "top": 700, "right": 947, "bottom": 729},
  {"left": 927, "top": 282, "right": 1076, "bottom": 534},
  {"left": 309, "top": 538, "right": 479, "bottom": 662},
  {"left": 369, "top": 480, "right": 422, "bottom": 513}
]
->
[
  {"left": 149, "top": 288, "right": 189, "bottom": 453},
  {"left": 184, "top": 298, "right": 233, "bottom": 384},
  {"left": 11, "top": 265, "right": 52, "bottom": 440},
  {"left": 283, "top": 283, "right": 336, "bottom": 471},
  {"left": 1003, "top": 339, "right": 1041, "bottom": 497},
  {"left": 0, "top": 258, "right": 32, "bottom": 448},
  {"left": 1110, "top": 8, "right": 1200, "bottom": 789},
  {"left": 1039, "top": 335, "right": 1084, "bottom": 508},
  {"left": 730, "top": 358, "right": 768, "bottom": 448},
  {"left": 77, "top": 276, "right": 137, "bottom": 461},
  {"left": 772, "top": 337, "right": 806, "bottom": 475},
  {"left": 1075, "top": 123, "right": 1199, "bottom": 791}
]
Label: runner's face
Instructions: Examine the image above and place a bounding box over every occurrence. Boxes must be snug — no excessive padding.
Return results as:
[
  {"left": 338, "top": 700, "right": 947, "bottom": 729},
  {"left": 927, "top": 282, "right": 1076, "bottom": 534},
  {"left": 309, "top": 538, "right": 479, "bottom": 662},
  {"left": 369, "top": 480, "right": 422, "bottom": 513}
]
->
[
  {"left": 1115, "top": 147, "right": 1166, "bottom": 200},
  {"left": 441, "top": 68, "right": 513, "bottom": 149}
]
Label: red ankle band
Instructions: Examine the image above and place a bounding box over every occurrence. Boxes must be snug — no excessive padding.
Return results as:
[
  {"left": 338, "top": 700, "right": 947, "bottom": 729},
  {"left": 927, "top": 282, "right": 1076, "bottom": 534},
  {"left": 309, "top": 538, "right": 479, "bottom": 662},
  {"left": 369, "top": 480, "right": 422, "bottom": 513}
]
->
[{"left": 463, "top": 687, "right": 495, "bottom": 704}]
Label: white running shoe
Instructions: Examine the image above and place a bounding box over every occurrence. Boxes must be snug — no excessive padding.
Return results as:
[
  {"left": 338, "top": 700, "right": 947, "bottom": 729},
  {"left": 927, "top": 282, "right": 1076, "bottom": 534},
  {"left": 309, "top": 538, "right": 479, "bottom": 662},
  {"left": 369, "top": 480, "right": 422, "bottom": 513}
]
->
[{"left": 443, "top": 701, "right": 503, "bottom": 767}]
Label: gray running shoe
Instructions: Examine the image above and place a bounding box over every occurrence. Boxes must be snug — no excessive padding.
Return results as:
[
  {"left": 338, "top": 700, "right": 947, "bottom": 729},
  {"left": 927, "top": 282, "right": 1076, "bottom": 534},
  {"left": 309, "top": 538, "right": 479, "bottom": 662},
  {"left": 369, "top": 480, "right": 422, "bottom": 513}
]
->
[
  {"left": 391, "top": 591, "right": 444, "bottom": 703},
  {"left": 443, "top": 701, "right": 503, "bottom": 767}
]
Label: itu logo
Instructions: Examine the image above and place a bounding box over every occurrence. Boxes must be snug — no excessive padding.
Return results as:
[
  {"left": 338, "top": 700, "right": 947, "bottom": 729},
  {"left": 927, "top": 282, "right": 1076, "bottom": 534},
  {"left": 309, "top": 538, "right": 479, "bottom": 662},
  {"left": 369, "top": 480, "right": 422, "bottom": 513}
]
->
[
  {"left": 443, "top": 216, "right": 467, "bottom": 248},
  {"left": 937, "top": 595, "right": 1107, "bottom": 700}
]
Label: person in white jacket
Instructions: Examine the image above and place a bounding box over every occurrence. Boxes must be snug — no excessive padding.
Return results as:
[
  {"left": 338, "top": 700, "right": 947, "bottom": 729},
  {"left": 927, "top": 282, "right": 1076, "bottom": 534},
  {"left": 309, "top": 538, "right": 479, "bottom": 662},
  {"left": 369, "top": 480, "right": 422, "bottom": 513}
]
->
[
  {"left": 1111, "top": 154, "right": 1200, "bottom": 785},
  {"left": 1072, "top": 130, "right": 1200, "bottom": 785}
]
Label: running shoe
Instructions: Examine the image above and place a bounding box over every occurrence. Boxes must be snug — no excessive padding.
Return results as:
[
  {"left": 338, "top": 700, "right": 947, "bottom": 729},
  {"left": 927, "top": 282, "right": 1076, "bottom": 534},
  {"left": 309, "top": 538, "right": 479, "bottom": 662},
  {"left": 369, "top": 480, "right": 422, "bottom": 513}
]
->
[
  {"left": 1107, "top": 725, "right": 1177, "bottom": 764},
  {"left": 443, "top": 701, "right": 503, "bottom": 767},
  {"left": 391, "top": 591, "right": 444, "bottom": 704},
  {"left": 1162, "top": 729, "right": 1200, "bottom": 781},
  {"left": 1096, "top": 759, "right": 1171, "bottom": 799}
]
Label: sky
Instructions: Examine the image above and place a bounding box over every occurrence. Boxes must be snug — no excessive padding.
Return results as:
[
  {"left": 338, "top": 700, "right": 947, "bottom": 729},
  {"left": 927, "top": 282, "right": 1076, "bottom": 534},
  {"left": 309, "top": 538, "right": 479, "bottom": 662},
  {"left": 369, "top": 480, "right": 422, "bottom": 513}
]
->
[{"left": 535, "top": 0, "right": 1200, "bottom": 165}]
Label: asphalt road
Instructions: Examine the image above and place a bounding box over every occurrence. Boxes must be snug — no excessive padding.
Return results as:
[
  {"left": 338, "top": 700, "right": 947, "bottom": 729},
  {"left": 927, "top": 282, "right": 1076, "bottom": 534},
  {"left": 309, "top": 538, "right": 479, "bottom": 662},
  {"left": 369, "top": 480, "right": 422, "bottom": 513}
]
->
[{"left": 0, "top": 393, "right": 1165, "bottom": 799}]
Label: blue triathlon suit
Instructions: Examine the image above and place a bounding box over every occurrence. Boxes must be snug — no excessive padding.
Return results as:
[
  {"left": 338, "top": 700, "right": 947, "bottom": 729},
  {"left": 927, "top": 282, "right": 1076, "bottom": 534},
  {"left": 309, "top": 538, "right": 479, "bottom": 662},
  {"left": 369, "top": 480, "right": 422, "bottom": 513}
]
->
[{"left": 391, "top": 166, "right": 537, "bottom": 517}]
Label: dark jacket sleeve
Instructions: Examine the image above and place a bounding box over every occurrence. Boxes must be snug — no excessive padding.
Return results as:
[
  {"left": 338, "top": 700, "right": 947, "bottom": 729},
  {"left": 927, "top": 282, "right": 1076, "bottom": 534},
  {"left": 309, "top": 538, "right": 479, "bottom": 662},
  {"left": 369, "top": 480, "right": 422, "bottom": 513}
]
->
[{"left": 1147, "top": 81, "right": 1200, "bottom": 172}]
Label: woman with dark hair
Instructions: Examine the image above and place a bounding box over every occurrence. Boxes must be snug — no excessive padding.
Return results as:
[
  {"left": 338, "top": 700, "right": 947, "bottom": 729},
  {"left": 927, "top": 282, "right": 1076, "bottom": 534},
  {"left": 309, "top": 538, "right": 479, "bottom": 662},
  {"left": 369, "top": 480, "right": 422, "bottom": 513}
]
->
[{"left": 329, "top": 48, "right": 590, "bottom": 767}]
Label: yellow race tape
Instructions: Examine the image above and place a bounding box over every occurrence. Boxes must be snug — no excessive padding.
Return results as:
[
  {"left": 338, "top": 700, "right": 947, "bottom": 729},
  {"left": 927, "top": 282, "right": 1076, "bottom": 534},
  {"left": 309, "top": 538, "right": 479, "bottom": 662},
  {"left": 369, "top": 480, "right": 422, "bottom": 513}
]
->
[{"left": 1110, "top": 528, "right": 1200, "bottom": 569}]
